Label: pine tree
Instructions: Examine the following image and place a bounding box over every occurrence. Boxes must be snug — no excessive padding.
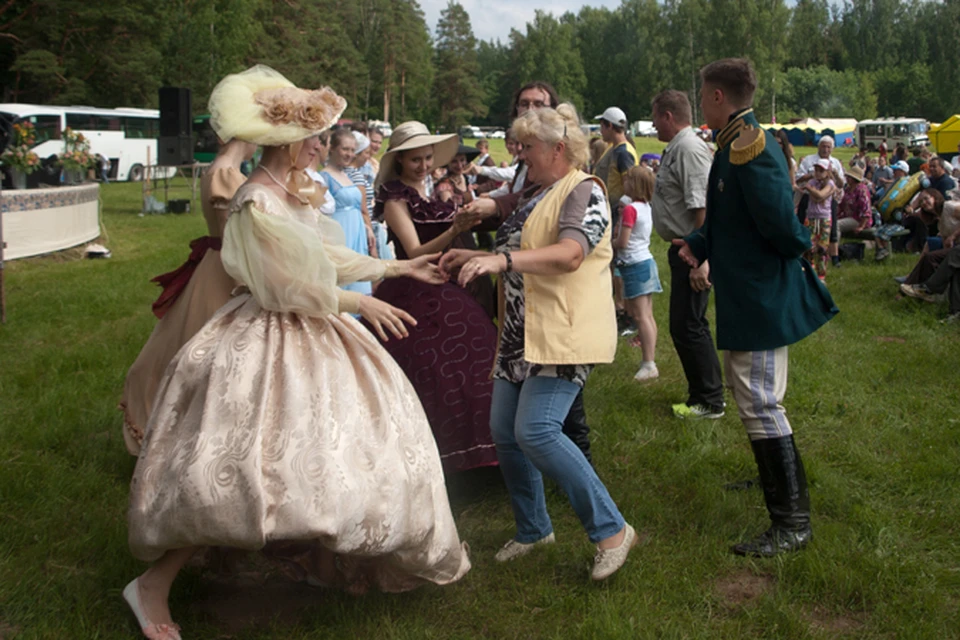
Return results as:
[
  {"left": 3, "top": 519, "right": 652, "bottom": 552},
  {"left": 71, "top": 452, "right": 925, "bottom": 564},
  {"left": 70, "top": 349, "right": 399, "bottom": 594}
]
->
[
  {"left": 162, "top": 0, "right": 261, "bottom": 114},
  {"left": 512, "top": 11, "right": 586, "bottom": 113},
  {"left": 254, "top": 0, "right": 366, "bottom": 118},
  {"left": 432, "top": 1, "right": 486, "bottom": 132}
]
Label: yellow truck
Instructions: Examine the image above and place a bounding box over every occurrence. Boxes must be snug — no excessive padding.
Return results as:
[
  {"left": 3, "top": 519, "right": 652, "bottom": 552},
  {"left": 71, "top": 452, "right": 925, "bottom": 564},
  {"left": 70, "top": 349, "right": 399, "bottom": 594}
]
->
[{"left": 929, "top": 115, "right": 960, "bottom": 160}]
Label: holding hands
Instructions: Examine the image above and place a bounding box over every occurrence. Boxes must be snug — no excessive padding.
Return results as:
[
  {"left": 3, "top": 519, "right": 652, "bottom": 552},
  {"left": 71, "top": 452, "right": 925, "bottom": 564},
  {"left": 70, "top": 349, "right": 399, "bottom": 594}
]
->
[
  {"left": 440, "top": 248, "right": 507, "bottom": 285},
  {"left": 451, "top": 208, "right": 483, "bottom": 234},
  {"left": 439, "top": 248, "right": 487, "bottom": 275},
  {"left": 403, "top": 252, "right": 446, "bottom": 284},
  {"left": 457, "top": 254, "right": 507, "bottom": 287},
  {"left": 460, "top": 197, "right": 498, "bottom": 219}
]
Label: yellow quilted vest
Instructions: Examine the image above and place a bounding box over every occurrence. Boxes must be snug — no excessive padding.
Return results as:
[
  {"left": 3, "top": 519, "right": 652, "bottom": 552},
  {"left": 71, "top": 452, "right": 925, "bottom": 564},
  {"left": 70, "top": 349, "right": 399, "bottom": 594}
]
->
[{"left": 513, "top": 169, "right": 617, "bottom": 365}]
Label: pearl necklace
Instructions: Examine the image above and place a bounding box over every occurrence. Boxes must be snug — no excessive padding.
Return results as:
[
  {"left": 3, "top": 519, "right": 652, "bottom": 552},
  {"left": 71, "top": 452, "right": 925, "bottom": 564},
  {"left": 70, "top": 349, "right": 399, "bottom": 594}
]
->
[{"left": 258, "top": 165, "right": 308, "bottom": 204}]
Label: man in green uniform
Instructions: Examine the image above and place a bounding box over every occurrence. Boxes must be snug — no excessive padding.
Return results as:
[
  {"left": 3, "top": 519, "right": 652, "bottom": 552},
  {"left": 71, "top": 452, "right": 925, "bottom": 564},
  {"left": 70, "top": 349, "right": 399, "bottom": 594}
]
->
[{"left": 674, "top": 58, "right": 838, "bottom": 557}]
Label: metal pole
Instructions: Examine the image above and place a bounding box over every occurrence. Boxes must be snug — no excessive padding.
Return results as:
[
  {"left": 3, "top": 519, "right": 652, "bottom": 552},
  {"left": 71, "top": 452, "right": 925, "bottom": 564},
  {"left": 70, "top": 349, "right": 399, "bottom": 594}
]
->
[{"left": 0, "top": 188, "right": 6, "bottom": 324}]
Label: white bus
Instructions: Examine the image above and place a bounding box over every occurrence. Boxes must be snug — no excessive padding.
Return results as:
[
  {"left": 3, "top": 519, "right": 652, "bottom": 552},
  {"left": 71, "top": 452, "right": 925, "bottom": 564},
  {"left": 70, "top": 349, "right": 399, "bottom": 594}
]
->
[
  {"left": 856, "top": 117, "right": 930, "bottom": 152},
  {"left": 0, "top": 103, "right": 171, "bottom": 181}
]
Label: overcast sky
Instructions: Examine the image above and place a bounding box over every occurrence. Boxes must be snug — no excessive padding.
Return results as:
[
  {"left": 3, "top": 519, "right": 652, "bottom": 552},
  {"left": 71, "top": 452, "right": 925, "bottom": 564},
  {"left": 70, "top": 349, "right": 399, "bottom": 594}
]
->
[{"left": 420, "top": 0, "right": 622, "bottom": 43}]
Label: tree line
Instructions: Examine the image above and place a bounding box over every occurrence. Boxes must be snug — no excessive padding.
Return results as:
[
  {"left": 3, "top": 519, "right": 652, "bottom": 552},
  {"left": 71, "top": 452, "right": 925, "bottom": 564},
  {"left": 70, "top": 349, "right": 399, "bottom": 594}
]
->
[{"left": 2, "top": 0, "right": 958, "bottom": 132}]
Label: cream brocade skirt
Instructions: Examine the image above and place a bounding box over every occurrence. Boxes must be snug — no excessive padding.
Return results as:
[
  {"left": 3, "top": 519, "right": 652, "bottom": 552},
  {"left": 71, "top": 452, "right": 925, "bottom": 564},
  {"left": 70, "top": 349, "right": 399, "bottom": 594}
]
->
[{"left": 128, "top": 295, "right": 471, "bottom": 592}]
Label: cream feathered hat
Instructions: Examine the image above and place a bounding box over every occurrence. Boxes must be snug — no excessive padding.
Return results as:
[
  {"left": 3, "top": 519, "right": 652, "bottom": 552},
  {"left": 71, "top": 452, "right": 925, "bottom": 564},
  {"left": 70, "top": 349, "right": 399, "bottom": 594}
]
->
[{"left": 208, "top": 65, "right": 346, "bottom": 146}]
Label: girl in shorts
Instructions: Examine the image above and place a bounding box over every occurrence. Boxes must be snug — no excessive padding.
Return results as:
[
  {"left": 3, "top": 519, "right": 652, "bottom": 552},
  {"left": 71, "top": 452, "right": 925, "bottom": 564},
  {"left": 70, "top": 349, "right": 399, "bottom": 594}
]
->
[{"left": 615, "top": 166, "right": 662, "bottom": 382}]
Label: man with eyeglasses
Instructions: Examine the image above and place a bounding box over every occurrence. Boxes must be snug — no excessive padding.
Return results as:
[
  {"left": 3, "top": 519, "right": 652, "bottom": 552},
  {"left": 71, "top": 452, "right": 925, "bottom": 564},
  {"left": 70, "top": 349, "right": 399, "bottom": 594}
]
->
[{"left": 465, "top": 81, "right": 557, "bottom": 193}]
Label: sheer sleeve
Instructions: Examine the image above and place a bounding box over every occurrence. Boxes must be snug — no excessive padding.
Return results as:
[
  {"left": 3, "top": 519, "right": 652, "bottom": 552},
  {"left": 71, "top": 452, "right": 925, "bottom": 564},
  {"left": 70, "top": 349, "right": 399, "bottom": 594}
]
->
[{"left": 221, "top": 186, "right": 387, "bottom": 317}]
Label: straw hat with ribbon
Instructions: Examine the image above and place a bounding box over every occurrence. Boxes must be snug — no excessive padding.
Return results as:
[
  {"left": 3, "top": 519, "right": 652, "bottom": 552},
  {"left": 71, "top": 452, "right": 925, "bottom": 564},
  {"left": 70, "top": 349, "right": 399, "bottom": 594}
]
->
[{"left": 375, "top": 122, "right": 458, "bottom": 189}]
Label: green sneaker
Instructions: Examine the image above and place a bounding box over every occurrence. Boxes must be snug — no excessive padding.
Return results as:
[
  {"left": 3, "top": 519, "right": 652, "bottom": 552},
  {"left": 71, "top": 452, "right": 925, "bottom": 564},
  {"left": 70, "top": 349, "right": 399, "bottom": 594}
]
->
[{"left": 672, "top": 402, "right": 725, "bottom": 419}]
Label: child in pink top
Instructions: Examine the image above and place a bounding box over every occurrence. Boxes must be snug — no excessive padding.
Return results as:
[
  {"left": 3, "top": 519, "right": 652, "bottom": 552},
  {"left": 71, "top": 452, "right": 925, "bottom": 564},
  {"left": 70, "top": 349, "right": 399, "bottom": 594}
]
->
[{"left": 802, "top": 159, "right": 836, "bottom": 280}]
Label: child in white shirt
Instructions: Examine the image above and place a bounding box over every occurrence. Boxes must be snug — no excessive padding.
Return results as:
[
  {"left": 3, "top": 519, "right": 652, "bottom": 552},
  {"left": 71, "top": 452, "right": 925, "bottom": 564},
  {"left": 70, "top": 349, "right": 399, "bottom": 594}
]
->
[{"left": 614, "top": 166, "right": 662, "bottom": 382}]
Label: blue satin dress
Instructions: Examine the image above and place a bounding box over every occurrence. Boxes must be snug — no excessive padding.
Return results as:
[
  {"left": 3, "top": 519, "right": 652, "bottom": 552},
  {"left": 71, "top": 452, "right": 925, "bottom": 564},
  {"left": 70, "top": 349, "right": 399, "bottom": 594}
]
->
[{"left": 321, "top": 171, "right": 372, "bottom": 296}]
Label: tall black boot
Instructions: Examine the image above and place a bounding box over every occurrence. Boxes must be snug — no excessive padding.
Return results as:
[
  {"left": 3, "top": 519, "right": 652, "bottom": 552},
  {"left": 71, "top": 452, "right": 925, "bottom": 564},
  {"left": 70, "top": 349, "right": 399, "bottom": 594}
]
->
[
  {"left": 562, "top": 389, "right": 592, "bottom": 467},
  {"left": 733, "top": 435, "right": 812, "bottom": 557}
]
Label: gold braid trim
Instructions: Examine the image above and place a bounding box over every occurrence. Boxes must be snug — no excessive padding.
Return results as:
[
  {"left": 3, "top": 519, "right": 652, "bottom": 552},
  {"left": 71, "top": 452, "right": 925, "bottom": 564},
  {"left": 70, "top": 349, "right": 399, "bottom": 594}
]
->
[{"left": 730, "top": 126, "right": 766, "bottom": 165}]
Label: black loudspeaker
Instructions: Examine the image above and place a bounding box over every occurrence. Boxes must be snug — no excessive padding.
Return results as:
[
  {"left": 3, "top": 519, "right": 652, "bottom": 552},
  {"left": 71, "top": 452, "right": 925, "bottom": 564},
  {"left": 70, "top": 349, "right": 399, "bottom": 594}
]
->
[
  {"left": 159, "top": 87, "right": 192, "bottom": 137},
  {"left": 158, "top": 135, "right": 194, "bottom": 166}
]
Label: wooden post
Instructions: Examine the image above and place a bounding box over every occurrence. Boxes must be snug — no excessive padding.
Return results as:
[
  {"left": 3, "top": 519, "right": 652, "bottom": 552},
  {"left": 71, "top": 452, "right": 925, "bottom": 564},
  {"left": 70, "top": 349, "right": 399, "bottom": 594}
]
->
[
  {"left": 192, "top": 163, "right": 199, "bottom": 208},
  {"left": 143, "top": 147, "right": 152, "bottom": 212}
]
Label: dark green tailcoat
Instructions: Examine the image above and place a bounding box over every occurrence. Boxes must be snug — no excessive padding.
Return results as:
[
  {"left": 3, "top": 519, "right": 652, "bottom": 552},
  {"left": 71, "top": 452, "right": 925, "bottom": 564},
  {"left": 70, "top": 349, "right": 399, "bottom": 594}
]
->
[{"left": 684, "top": 109, "right": 838, "bottom": 352}]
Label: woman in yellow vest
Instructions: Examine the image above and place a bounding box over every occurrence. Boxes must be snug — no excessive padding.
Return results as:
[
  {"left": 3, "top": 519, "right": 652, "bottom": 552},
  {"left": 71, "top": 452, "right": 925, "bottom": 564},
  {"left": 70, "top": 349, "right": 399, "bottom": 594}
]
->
[{"left": 442, "top": 105, "right": 637, "bottom": 581}]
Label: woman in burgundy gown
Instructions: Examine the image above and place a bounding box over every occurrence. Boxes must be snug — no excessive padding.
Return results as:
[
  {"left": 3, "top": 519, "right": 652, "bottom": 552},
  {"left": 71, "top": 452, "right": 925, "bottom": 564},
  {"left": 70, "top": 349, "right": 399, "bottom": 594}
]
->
[{"left": 366, "top": 122, "right": 498, "bottom": 473}]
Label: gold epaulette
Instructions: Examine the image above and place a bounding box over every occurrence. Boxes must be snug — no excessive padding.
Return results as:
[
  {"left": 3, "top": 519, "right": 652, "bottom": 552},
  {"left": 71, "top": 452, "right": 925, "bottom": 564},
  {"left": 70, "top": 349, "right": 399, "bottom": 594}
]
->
[{"left": 730, "top": 126, "right": 765, "bottom": 165}]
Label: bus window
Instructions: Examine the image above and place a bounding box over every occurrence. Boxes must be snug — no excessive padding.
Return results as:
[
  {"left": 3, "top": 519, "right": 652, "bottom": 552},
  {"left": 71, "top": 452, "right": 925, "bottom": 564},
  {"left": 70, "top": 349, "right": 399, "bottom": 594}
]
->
[
  {"left": 66, "top": 113, "right": 95, "bottom": 130},
  {"left": 122, "top": 117, "right": 159, "bottom": 139},
  {"left": 123, "top": 117, "right": 148, "bottom": 138},
  {"left": 25, "top": 115, "right": 61, "bottom": 144}
]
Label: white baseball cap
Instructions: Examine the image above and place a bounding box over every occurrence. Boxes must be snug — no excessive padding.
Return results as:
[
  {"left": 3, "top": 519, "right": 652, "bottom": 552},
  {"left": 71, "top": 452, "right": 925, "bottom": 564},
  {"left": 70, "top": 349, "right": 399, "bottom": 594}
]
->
[
  {"left": 815, "top": 158, "right": 831, "bottom": 170},
  {"left": 596, "top": 107, "right": 628, "bottom": 128},
  {"left": 893, "top": 161, "right": 909, "bottom": 173}
]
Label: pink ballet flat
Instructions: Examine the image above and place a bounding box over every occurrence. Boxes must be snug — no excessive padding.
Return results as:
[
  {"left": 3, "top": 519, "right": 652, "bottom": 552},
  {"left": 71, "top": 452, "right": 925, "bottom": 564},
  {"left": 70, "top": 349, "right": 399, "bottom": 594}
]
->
[{"left": 122, "top": 578, "right": 183, "bottom": 640}]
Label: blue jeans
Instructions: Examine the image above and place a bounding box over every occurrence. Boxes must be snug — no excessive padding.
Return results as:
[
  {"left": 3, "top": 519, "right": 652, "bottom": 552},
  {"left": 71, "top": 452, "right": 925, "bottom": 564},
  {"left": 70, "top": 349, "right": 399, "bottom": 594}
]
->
[{"left": 490, "top": 377, "right": 625, "bottom": 543}]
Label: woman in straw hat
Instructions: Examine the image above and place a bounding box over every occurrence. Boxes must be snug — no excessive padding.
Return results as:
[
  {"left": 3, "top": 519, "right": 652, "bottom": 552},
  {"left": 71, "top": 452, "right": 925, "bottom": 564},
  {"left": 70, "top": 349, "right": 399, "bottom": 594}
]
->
[
  {"left": 123, "top": 67, "right": 470, "bottom": 640},
  {"left": 836, "top": 163, "right": 890, "bottom": 261},
  {"left": 441, "top": 104, "right": 637, "bottom": 581},
  {"left": 119, "top": 136, "right": 257, "bottom": 456},
  {"left": 366, "top": 122, "right": 499, "bottom": 473}
]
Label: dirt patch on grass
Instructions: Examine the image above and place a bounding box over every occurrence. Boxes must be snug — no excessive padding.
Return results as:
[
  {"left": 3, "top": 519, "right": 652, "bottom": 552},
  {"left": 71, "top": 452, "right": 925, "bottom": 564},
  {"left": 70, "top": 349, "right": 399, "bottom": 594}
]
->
[
  {"left": 715, "top": 570, "right": 775, "bottom": 607},
  {"left": 804, "top": 605, "right": 867, "bottom": 635},
  {"left": 0, "top": 622, "right": 21, "bottom": 639},
  {"left": 191, "top": 573, "right": 320, "bottom": 635}
]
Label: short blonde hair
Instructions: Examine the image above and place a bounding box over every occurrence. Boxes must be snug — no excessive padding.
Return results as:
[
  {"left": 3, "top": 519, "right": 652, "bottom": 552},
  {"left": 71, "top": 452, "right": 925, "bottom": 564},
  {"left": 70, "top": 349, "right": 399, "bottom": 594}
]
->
[
  {"left": 623, "top": 166, "right": 655, "bottom": 202},
  {"left": 511, "top": 103, "right": 589, "bottom": 169}
]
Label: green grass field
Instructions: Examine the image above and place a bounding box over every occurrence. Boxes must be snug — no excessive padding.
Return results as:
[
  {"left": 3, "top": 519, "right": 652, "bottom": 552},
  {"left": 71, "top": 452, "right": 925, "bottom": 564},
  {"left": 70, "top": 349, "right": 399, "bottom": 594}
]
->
[{"left": 1, "top": 146, "right": 958, "bottom": 639}]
